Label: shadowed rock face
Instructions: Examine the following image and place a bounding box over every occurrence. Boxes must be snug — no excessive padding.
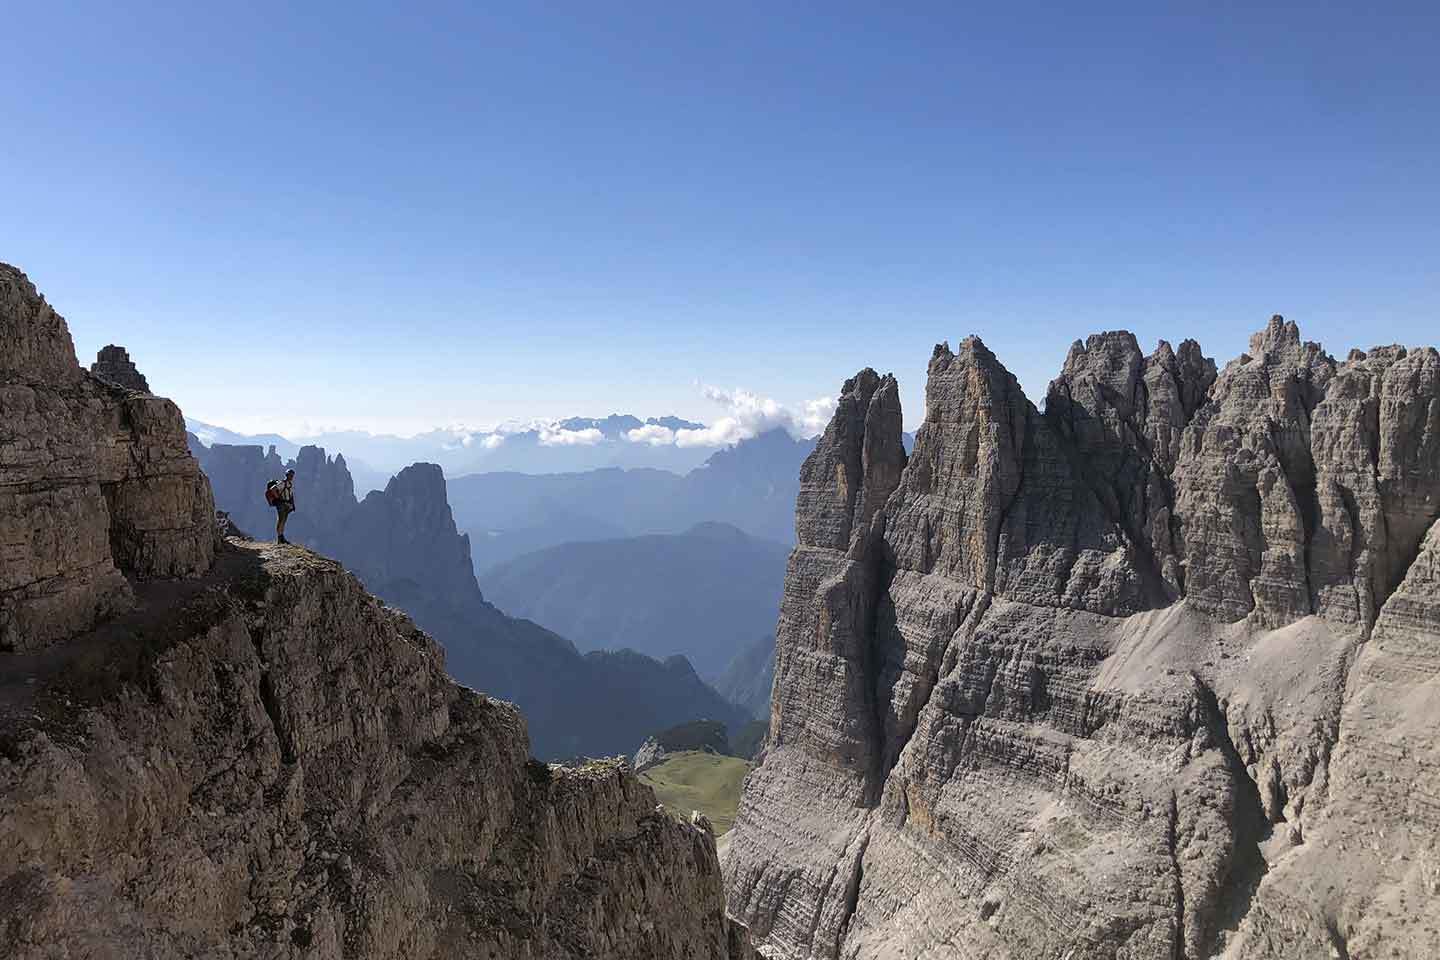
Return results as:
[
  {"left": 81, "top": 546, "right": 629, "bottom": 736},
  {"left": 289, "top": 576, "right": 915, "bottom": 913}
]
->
[
  {"left": 726, "top": 319, "right": 1440, "bottom": 959},
  {"left": 342, "top": 463, "right": 485, "bottom": 619},
  {"left": 1, "top": 266, "right": 214, "bottom": 652},
  {"left": 0, "top": 265, "right": 754, "bottom": 959}
]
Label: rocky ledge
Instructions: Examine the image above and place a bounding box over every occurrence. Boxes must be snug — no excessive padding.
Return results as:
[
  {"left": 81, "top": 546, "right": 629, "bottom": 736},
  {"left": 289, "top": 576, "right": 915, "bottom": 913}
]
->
[{"left": 724, "top": 323, "right": 1440, "bottom": 959}]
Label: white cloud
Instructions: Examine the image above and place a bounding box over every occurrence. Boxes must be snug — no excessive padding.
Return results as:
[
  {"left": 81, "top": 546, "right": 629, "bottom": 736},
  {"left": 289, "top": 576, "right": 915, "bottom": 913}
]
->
[
  {"left": 665, "top": 385, "right": 834, "bottom": 448},
  {"left": 446, "top": 431, "right": 507, "bottom": 450},
  {"left": 625, "top": 424, "right": 677, "bottom": 446},
  {"left": 800, "top": 396, "right": 836, "bottom": 436},
  {"left": 538, "top": 426, "right": 604, "bottom": 447},
  {"left": 197, "top": 388, "right": 841, "bottom": 458}
]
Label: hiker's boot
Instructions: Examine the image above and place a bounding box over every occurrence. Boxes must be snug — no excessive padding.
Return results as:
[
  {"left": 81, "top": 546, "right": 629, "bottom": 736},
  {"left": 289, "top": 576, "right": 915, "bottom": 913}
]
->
[{"left": 278, "top": 535, "right": 289, "bottom": 545}]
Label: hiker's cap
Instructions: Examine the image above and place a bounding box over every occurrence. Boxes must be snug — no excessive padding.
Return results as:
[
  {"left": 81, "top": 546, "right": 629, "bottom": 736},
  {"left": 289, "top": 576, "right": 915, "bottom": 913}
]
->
[{"left": 285, "top": 469, "right": 295, "bottom": 477}]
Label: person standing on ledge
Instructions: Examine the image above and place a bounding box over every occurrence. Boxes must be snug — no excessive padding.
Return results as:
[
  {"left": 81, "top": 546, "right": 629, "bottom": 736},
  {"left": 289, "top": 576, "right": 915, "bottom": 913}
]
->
[{"left": 274, "top": 468, "right": 296, "bottom": 544}]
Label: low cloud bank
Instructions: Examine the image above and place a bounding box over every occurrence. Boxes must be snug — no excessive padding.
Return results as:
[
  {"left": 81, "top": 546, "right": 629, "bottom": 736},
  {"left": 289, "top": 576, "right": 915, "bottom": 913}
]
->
[
  {"left": 345, "top": 385, "right": 841, "bottom": 457},
  {"left": 626, "top": 423, "right": 679, "bottom": 446},
  {"left": 621, "top": 386, "right": 834, "bottom": 449},
  {"left": 538, "top": 425, "right": 604, "bottom": 447}
]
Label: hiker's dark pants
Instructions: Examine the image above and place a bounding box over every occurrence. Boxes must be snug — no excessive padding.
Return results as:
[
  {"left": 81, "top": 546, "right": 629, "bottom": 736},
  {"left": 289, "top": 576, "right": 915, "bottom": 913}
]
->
[{"left": 276, "top": 503, "right": 293, "bottom": 537}]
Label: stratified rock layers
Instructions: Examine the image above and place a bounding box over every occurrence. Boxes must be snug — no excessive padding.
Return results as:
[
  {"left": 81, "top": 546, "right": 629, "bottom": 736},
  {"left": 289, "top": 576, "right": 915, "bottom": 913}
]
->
[
  {"left": 725, "top": 322, "right": 1440, "bottom": 959},
  {"left": 1, "top": 265, "right": 214, "bottom": 652},
  {"left": 90, "top": 344, "right": 152, "bottom": 393},
  {"left": 1, "top": 546, "right": 749, "bottom": 959}
]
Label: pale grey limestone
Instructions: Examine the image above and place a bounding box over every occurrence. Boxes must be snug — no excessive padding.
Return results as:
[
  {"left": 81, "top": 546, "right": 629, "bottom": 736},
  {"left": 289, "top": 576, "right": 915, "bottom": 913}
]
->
[
  {"left": 1, "top": 264, "right": 214, "bottom": 652},
  {"left": 726, "top": 316, "right": 1440, "bottom": 960}
]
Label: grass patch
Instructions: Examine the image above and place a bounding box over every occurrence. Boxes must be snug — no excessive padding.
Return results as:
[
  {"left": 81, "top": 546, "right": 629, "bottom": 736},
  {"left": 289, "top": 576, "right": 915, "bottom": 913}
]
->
[{"left": 640, "top": 751, "right": 750, "bottom": 835}]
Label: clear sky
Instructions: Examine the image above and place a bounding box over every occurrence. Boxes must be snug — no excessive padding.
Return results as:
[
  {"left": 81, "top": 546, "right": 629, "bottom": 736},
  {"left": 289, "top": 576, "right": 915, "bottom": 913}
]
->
[{"left": 4, "top": 2, "right": 1437, "bottom": 437}]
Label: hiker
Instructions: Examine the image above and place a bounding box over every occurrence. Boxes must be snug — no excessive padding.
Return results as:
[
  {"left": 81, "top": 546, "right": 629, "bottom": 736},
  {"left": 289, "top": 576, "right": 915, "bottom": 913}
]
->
[{"left": 269, "top": 468, "right": 296, "bottom": 544}]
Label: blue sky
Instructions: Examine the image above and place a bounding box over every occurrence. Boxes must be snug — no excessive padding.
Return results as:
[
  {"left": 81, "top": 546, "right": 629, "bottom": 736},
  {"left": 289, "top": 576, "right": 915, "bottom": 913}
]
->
[{"left": 4, "top": 1, "right": 1437, "bottom": 437}]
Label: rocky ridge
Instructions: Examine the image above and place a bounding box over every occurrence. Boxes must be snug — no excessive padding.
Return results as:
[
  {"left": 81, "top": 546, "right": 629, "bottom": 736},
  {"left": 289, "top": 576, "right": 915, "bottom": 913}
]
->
[
  {"left": 0, "top": 263, "right": 752, "bottom": 958},
  {"left": 724, "top": 320, "right": 1440, "bottom": 958}
]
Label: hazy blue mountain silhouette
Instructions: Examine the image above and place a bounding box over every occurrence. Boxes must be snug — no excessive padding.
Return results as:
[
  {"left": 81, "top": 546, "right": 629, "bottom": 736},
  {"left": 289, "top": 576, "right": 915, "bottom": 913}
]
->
[
  {"left": 480, "top": 522, "right": 789, "bottom": 680},
  {"left": 451, "top": 428, "right": 817, "bottom": 573}
]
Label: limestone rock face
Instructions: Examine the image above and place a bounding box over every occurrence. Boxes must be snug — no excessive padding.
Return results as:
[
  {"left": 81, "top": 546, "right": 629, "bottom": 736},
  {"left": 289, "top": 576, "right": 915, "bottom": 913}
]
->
[
  {"left": 793, "top": 368, "right": 905, "bottom": 553},
  {"left": 289, "top": 445, "right": 360, "bottom": 541},
  {"left": 0, "top": 265, "right": 214, "bottom": 652},
  {"left": 884, "top": 340, "right": 1024, "bottom": 593},
  {"left": 634, "top": 737, "right": 668, "bottom": 772},
  {"left": 772, "top": 370, "right": 906, "bottom": 791},
  {"left": 1307, "top": 344, "right": 1440, "bottom": 630},
  {"left": 0, "top": 545, "right": 753, "bottom": 959},
  {"left": 1173, "top": 316, "right": 1338, "bottom": 625},
  {"left": 725, "top": 317, "right": 1440, "bottom": 959},
  {"left": 90, "top": 344, "right": 151, "bottom": 393},
  {"left": 1045, "top": 332, "right": 1216, "bottom": 600},
  {"left": 0, "top": 267, "right": 82, "bottom": 385}
]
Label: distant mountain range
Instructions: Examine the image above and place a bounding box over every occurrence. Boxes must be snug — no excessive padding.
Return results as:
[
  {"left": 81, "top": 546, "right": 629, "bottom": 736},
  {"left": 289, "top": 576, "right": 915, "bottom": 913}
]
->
[
  {"left": 185, "top": 413, "right": 912, "bottom": 502},
  {"left": 188, "top": 434, "right": 749, "bottom": 759},
  {"left": 187, "top": 412, "right": 721, "bottom": 479},
  {"left": 479, "top": 522, "right": 789, "bottom": 680},
  {"left": 451, "top": 427, "right": 818, "bottom": 572}
]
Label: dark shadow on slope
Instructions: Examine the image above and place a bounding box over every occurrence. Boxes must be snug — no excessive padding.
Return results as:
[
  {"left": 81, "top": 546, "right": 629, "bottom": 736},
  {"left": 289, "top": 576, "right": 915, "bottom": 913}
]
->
[
  {"left": 1190, "top": 673, "right": 1272, "bottom": 956},
  {"left": 0, "top": 542, "right": 267, "bottom": 746}
]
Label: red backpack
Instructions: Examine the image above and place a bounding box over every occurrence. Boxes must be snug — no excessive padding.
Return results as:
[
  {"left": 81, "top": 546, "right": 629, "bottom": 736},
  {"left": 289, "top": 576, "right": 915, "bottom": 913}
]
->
[{"left": 265, "top": 480, "right": 281, "bottom": 506}]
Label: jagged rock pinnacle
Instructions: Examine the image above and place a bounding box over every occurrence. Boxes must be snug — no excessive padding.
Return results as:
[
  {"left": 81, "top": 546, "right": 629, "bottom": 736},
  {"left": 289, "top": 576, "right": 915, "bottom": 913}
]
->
[{"left": 90, "top": 343, "right": 151, "bottom": 392}]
